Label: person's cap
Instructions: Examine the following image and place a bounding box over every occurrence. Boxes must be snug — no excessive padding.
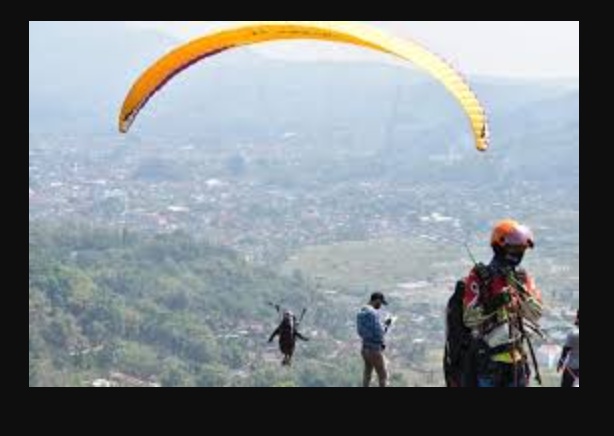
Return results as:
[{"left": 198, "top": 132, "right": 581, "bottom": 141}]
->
[{"left": 370, "top": 292, "right": 388, "bottom": 305}]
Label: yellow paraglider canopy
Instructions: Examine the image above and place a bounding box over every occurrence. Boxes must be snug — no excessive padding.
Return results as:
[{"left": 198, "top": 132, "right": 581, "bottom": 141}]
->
[{"left": 119, "top": 21, "right": 489, "bottom": 152}]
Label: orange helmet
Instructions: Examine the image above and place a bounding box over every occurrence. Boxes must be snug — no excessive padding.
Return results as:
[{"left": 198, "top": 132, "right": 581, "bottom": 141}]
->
[{"left": 491, "top": 219, "right": 534, "bottom": 249}]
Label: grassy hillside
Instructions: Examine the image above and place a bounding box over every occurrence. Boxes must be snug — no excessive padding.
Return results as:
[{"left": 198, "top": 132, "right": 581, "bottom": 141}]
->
[{"left": 29, "top": 224, "right": 372, "bottom": 387}]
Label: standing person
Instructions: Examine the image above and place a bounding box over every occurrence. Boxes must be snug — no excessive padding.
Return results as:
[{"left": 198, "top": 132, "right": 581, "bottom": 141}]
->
[
  {"left": 461, "top": 219, "right": 544, "bottom": 387},
  {"left": 357, "top": 292, "right": 393, "bottom": 387},
  {"left": 558, "top": 309, "right": 579, "bottom": 387}
]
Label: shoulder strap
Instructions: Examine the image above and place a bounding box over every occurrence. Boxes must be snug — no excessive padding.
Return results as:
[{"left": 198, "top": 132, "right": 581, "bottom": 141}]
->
[
  {"left": 474, "top": 262, "right": 492, "bottom": 283},
  {"left": 473, "top": 262, "right": 493, "bottom": 304}
]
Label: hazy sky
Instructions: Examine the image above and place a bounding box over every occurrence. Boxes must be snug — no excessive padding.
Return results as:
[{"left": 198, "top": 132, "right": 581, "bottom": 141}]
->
[{"left": 128, "top": 21, "right": 579, "bottom": 79}]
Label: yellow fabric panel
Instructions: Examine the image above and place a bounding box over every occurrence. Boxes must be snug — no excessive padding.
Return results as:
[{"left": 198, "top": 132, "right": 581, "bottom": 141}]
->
[
  {"left": 491, "top": 349, "right": 524, "bottom": 364},
  {"left": 119, "top": 21, "right": 489, "bottom": 152}
]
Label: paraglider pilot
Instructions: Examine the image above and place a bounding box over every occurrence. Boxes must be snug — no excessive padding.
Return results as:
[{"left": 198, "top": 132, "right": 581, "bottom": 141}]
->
[{"left": 268, "top": 310, "right": 309, "bottom": 366}]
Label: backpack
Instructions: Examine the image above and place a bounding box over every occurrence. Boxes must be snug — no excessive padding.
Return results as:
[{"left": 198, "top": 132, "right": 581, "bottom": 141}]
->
[
  {"left": 278, "top": 317, "right": 297, "bottom": 352},
  {"left": 444, "top": 280, "right": 477, "bottom": 387}
]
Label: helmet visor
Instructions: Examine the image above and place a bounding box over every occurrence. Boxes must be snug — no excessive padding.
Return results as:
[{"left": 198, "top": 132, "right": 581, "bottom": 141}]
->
[{"left": 503, "top": 224, "right": 534, "bottom": 249}]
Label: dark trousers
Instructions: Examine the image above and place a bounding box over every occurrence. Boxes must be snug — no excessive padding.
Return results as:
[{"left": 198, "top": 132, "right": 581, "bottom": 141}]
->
[{"left": 561, "top": 368, "right": 579, "bottom": 387}]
